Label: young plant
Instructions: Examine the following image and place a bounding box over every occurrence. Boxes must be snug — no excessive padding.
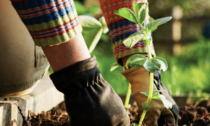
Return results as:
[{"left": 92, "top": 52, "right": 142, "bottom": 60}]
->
[
  {"left": 115, "top": 3, "right": 172, "bottom": 125},
  {"left": 79, "top": 16, "right": 108, "bottom": 53}
]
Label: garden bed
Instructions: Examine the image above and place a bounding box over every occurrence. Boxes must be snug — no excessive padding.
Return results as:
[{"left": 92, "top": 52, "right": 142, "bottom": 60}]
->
[{"left": 20, "top": 98, "right": 210, "bottom": 126}]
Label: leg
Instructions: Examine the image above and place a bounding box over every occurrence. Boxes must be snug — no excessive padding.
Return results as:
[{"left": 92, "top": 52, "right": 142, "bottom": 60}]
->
[{"left": 0, "top": 0, "right": 49, "bottom": 96}]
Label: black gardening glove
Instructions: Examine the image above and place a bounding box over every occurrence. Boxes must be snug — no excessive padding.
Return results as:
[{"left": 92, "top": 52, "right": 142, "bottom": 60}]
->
[{"left": 50, "top": 56, "right": 129, "bottom": 126}]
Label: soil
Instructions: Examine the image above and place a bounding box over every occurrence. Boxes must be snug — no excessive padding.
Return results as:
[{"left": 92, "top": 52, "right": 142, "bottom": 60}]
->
[
  {"left": 179, "top": 100, "right": 210, "bottom": 126},
  {"left": 20, "top": 100, "right": 210, "bottom": 126}
]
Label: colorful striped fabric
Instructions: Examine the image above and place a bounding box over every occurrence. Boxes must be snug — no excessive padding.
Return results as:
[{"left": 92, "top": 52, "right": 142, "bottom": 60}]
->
[
  {"left": 11, "top": 0, "right": 82, "bottom": 47},
  {"left": 99, "top": 0, "right": 155, "bottom": 64}
]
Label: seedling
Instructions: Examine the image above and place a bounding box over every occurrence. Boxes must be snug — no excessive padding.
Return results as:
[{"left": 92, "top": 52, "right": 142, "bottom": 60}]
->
[
  {"left": 115, "top": 3, "right": 172, "bottom": 125},
  {"left": 79, "top": 16, "right": 108, "bottom": 53},
  {"left": 124, "top": 83, "right": 132, "bottom": 109}
]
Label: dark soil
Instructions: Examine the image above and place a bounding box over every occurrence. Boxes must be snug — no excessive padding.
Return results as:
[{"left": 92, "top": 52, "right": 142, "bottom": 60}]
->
[
  {"left": 20, "top": 100, "right": 210, "bottom": 126},
  {"left": 179, "top": 100, "right": 210, "bottom": 126}
]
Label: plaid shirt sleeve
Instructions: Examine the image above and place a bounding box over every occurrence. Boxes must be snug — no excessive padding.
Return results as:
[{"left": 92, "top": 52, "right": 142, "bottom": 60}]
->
[
  {"left": 99, "top": 0, "right": 155, "bottom": 63},
  {"left": 11, "top": 0, "right": 82, "bottom": 47}
]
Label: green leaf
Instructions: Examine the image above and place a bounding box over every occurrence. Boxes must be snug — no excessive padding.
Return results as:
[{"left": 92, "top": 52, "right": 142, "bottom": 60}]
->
[
  {"left": 78, "top": 15, "right": 102, "bottom": 28},
  {"left": 141, "top": 90, "right": 163, "bottom": 100},
  {"left": 143, "top": 59, "right": 159, "bottom": 72},
  {"left": 152, "top": 90, "right": 163, "bottom": 96},
  {"left": 139, "top": 8, "right": 147, "bottom": 25},
  {"left": 123, "top": 31, "right": 144, "bottom": 48},
  {"left": 142, "top": 102, "right": 153, "bottom": 110},
  {"left": 149, "top": 17, "right": 154, "bottom": 23},
  {"left": 110, "top": 62, "right": 120, "bottom": 72},
  {"left": 102, "top": 27, "right": 109, "bottom": 33},
  {"left": 99, "top": 16, "right": 106, "bottom": 26},
  {"left": 83, "top": 29, "right": 99, "bottom": 47},
  {"left": 83, "top": 28, "right": 103, "bottom": 53},
  {"left": 159, "top": 94, "right": 173, "bottom": 109},
  {"left": 142, "top": 102, "right": 147, "bottom": 109},
  {"left": 82, "top": 27, "right": 99, "bottom": 34},
  {"left": 148, "top": 17, "right": 156, "bottom": 31},
  {"left": 126, "top": 54, "right": 147, "bottom": 69},
  {"left": 146, "top": 16, "right": 172, "bottom": 31},
  {"left": 142, "top": 38, "right": 152, "bottom": 46},
  {"left": 88, "top": 29, "right": 103, "bottom": 53},
  {"left": 133, "top": 3, "right": 148, "bottom": 24},
  {"left": 142, "top": 40, "right": 147, "bottom": 45},
  {"left": 115, "top": 8, "right": 138, "bottom": 24},
  {"left": 151, "top": 57, "right": 168, "bottom": 71},
  {"left": 99, "top": 16, "right": 109, "bottom": 33},
  {"left": 143, "top": 57, "right": 168, "bottom": 72},
  {"left": 141, "top": 91, "right": 149, "bottom": 96},
  {"left": 152, "top": 95, "right": 161, "bottom": 100},
  {"left": 148, "top": 105, "right": 153, "bottom": 109}
]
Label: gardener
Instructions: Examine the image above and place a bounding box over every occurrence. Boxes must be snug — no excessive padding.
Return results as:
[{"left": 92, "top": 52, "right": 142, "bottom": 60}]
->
[{"left": 0, "top": 0, "right": 178, "bottom": 125}]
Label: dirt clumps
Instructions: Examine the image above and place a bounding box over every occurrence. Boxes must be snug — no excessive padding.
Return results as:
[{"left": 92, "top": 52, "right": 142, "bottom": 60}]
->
[
  {"left": 179, "top": 100, "right": 210, "bottom": 126},
  {"left": 20, "top": 100, "right": 210, "bottom": 126}
]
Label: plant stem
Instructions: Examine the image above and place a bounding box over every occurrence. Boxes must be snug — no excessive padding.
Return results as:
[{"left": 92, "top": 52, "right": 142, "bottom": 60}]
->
[
  {"left": 147, "top": 73, "right": 154, "bottom": 104},
  {"left": 138, "top": 43, "right": 154, "bottom": 126},
  {"left": 89, "top": 28, "right": 103, "bottom": 53},
  {"left": 146, "top": 37, "right": 153, "bottom": 104},
  {"left": 138, "top": 109, "right": 148, "bottom": 126},
  {"left": 138, "top": 73, "right": 153, "bottom": 126},
  {"left": 146, "top": 44, "right": 152, "bottom": 59},
  {"left": 124, "top": 83, "right": 131, "bottom": 109}
]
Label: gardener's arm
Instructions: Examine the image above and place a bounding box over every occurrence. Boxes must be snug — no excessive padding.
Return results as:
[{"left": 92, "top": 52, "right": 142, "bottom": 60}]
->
[
  {"left": 41, "top": 34, "right": 90, "bottom": 72},
  {"left": 99, "top": 0, "right": 179, "bottom": 125},
  {"left": 10, "top": 0, "right": 129, "bottom": 125},
  {"left": 11, "top": 0, "right": 89, "bottom": 71}
]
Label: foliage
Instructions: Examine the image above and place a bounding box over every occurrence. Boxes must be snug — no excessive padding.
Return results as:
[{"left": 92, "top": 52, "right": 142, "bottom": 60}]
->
[
  {"left": 80, "top": 38, "right": 209, "bottom": 100},
  {"left": 169, "top": 0, "right": 210, "bottom": 16},
  {"left": 94, "top": 38, "right": 210, "bottom": 96},
  {"left": 79, "top": 15, "right": 108, "bottom": 53},
  {"left": 115, "top": 3, "right": 172, "bottom": 125},
  {"left": 161, "top": 38, "right": 210, "bottom": 95},
  {"left": 48, "top": 1, "right": 210, "bottom": 97},
  {"left": 92, "top": 50, "right": 129, "bottom": 94},
  {"left": 74, "top": 1, "right": 100, "bottom": 15}
]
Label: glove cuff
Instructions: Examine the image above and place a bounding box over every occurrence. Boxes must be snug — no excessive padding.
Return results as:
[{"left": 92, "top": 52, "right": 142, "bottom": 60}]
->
[
  {"left": 50, "top": 56, "right": 99, "bottom": 93},
  {"left": 51, "top": 56, "right": 98, "bottom": 75}
]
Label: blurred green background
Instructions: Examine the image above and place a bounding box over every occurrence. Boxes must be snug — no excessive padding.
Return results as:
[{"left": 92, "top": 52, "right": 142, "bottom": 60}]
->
[{"left": 49, "top": 0, "right": 210, "bottom": 96}]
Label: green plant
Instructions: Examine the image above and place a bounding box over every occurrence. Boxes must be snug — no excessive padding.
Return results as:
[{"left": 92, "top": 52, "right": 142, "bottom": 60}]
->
[
  {"left": 124, "top": 83, "right": 132, "bottom": 109},
  {"left": 78, "top": 16, "right": 108, "bottom": 53},
  {"left": 115, "top": 3, "right": 172, "bottom": 125}
]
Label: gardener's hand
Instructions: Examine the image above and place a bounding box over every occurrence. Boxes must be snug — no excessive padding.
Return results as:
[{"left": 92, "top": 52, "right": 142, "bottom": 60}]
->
[
  {"left": 122, "top": 67, "right": 179, "bottom": 126},
  {"left": 50, "top": 56, "right": 130, "bottom": 126}
]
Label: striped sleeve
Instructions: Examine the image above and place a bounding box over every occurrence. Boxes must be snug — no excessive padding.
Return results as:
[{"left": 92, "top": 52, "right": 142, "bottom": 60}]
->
[
  {"left": 99, "top": 0, "right": 155, "bottom": 63},
  {"left": 11, "top": 0, "right": 82, "bottom": 47}
]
